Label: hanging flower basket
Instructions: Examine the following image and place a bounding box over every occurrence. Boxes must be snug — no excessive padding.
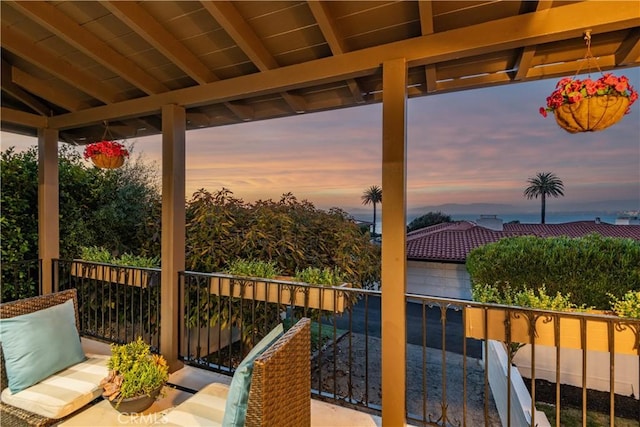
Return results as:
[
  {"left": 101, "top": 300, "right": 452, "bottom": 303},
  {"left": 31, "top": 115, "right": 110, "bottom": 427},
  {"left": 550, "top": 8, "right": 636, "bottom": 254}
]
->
[
  {"left": 83, "top": 140, "right": 129, "bottom": 169},
  {"left": 540, "top": 74, "right": 637, "bottom": 134}
]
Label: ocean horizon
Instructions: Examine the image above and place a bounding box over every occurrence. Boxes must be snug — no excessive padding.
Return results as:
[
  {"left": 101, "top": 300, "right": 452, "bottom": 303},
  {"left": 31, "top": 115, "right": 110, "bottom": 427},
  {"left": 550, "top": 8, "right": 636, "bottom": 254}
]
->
[{"left": 361, "top": 211, "right": 629, "bottom": 235}]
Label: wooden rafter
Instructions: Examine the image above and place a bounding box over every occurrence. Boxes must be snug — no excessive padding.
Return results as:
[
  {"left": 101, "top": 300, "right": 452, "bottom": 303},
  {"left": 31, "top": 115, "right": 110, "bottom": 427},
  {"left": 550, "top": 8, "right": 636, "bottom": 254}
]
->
[
  {"left": 418, "top": 1, "right": 438, "bottom": 93},
  {"left": 1, "top": 60, "right": 50, "bottom": 115},
  {"left": 1, "top": 25, "right": 118, "bottom": 104},
  {"left": 201, "top": 0, "right": 309, "bottom": 113},
  {"left": 8, "top": 0, "right": 168, "bottom": 95},
  {"left": 307, "top": 1, "right": 364, "bottom": 103}
]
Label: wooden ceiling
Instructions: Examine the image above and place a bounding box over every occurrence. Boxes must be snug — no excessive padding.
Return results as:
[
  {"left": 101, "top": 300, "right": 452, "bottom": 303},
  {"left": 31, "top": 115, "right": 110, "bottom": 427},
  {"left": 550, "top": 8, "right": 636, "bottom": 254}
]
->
[{"left": 1, "top": 1, "right": 639, "bottom": 144}]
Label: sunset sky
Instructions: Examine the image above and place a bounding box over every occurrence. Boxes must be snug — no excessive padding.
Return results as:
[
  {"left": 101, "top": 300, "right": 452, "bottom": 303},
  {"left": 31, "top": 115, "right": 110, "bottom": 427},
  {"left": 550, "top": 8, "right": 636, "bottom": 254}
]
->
[{"left": 2, "top": 70, "right": 639, "bottom": 220}]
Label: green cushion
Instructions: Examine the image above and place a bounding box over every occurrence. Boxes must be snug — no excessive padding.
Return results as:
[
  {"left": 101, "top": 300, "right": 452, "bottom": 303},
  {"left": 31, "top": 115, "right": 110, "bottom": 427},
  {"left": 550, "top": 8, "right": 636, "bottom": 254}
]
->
[
  {"left": 222, "top": 323, "right": 284, "bottom": 427},
  {"left": 0, "top": 299, "right": 86, "bottom": 393}
]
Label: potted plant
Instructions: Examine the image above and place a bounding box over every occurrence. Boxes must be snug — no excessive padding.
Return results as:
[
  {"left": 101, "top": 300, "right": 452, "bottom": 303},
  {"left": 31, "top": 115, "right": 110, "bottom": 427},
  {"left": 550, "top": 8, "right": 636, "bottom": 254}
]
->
[
  {"left": 100, "top": 337, "right": 169, "bottom": 413},
  {"left": 83, "top": 140, "right": 129, "bottom": 169},
  {"left": 539, "top": 73, "right": 637, "bottom": 133}
]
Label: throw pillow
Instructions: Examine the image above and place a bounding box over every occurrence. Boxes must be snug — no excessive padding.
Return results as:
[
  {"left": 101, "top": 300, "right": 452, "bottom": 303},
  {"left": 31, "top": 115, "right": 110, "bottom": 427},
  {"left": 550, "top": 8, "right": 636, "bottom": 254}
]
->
[
  {"left": 0, "top": 299, "right": 86, "bottom": 393},
  {"left": 222, "top": 323, "right": 284, "bottom": 427}
]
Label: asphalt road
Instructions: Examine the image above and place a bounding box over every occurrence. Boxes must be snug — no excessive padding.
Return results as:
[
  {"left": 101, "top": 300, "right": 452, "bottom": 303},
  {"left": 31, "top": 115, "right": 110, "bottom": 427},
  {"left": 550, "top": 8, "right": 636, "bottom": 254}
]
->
[{"left": 322, "top": 297, "right": 483, "bottom": 359}]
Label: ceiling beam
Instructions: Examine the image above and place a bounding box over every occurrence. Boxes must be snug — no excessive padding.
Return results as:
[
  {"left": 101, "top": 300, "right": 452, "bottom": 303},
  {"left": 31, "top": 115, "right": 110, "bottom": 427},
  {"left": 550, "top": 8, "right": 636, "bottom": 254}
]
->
[
  {"left": 47, "top": 1, "right": 640, "bottom": 130},
  {"left": 8, "top": 0, "right": 168, "bottom": 95},
  {"left": 1, "top": 25, "right": 118, "bottom": 104},
  {"left": 513, "top": 1, "right": 553, "bottom": 81},
  {"left": 11, "top": 67, "right": 91, "bottom": 112},
  {"left": 616, "top": 27, "right": 640, "bottom": 65},
  {"left": 201, "top": 0, "right": 309, "bottom": 113},
  {"left": 418, "top": 1, "right": 438, "bottom": 93},
  {"left": 1, "top": 107, "right": 47, "bottom": 128},
  {"left": 1, "top": 60, "right": 50, "bottom": 116},
  {"left": 307, "top": 0, "right": 364, "bottom": 103},
  {"left": 102, "top": 1, "right": 218, "bottom": 85}
]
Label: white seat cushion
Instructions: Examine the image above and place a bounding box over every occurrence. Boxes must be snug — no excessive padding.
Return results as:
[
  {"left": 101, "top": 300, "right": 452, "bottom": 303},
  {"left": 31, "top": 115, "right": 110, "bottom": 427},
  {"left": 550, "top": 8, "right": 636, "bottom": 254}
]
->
[
  {"left": 158, "top": 382, "right": 229, "bottom": 427},
  {"left": 1, "top": 355, "right": 109, "bottom": 419}
]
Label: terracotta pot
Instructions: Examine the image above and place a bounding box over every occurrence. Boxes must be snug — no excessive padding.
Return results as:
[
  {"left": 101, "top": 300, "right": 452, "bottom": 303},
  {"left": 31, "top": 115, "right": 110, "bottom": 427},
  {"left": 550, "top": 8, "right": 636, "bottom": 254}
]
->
[
  {"left": 553, "top": 95, "right": 629, "bottom": 133},
  {"left": 91, "top": 153, "right": 125, "bottom": 169},
  {"left": 109, "top": 385, "right": 162, "bottom": 413}
]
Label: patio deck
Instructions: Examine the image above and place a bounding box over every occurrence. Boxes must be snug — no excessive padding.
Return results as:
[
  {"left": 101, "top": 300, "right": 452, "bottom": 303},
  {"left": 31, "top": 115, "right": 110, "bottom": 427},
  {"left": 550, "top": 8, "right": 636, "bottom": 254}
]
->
[{"left": 69, "top": 338, "right": 385, "bottom": 427}]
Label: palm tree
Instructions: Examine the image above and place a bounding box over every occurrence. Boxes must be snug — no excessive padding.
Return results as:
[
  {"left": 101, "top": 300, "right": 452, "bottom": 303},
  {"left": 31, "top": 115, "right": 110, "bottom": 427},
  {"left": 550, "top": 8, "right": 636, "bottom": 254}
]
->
[
  {"left": 523, "top": 172, "right": 565, "bottom": 224},
  {"left": 361, "top": 185, "right": 382, "bottom": 236}
]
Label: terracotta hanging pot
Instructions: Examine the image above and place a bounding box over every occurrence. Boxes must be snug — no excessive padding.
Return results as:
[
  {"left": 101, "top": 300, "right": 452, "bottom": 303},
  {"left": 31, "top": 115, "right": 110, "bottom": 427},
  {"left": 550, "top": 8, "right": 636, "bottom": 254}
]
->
[
  {"left": 90, "top": 153, "right": 126, "bottom": 169},
  {"left": 539, "top": 31, "right": 637, "bottom": 134},
  {"left": 552, "top": 94, "right": 630, "bottom": 133}
]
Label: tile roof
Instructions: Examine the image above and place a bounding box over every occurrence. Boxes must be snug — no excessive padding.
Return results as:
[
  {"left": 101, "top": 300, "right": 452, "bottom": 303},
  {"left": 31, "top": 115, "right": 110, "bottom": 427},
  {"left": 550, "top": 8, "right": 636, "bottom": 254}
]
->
[{"left": 407, "top": 221, "right": 640, "bottom": 263}]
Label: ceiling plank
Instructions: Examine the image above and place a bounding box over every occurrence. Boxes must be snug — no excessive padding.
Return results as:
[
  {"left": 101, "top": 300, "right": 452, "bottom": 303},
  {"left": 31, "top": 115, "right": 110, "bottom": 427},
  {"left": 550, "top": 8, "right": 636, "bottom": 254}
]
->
[
  {"left": 102, "top": 1, "right": 218, "bottom": 85},
  {"left": 1, "top": 106, "right": 47, "bottom": 128},
  {"left": 1, "top": 60, "right": 50, "bottom": 115},
  {"left": 1, "top": 25, "right": 118, "bottom": 104},
  {"left": 201, "top": 0, "right": 278, "bottom": 70},
  {"left": 527, "top": 54, "right": 619, "bottom": 79},
  {"left": 615, "top": 27, "right": 640, "bottom": 65},
  {"left": 11, "top": 66, "right": 91, "bottom": 112},
  {"left": 418, "top": 1, "right": 437, "bottom": 93},
  {"left": 307, "top": 0, "right": 364, "bottom": 103},
  {"left": 103, "top": 1, "right": 247, "bottom": 121},
  {"left": 47, "top": 1, "right": 640, "bottom": 130},
  {"left": 8, "top": 0, "right": 168, "bottom": 95},
  {"left": 201, "top": 0, "right": 308, "bottom": 112}
]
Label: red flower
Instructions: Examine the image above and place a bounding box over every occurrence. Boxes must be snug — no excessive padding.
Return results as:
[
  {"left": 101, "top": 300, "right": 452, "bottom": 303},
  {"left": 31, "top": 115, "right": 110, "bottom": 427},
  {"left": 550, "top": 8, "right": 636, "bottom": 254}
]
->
[
  {"left": 83, "top": 140, "right": 130, "bottom": 160},
  {"left": 540, "top": 73, "right": 637, "bottom": 118}
]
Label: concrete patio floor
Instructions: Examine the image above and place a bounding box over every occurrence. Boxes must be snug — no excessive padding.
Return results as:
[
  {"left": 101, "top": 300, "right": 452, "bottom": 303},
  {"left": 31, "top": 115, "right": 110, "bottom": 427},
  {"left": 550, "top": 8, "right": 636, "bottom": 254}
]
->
[{"left": 71, "top": 338, "right": 385, "bottom": 427}]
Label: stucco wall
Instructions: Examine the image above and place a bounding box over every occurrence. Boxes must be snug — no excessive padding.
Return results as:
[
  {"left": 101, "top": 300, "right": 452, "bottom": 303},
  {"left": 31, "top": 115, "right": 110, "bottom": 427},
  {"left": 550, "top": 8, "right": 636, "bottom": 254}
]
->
[{"left": 407, "top": 260, "right": 472, "bottom": 300}]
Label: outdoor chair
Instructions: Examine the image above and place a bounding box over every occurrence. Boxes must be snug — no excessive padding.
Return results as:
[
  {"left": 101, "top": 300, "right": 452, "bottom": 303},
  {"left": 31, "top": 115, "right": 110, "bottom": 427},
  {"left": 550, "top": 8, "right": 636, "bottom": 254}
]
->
[
  {"left": 0, "top": 289, "right": 108, "bottom": 427},
  {"left": 161, "top": 317, "right": 311, "bottom": 427}
]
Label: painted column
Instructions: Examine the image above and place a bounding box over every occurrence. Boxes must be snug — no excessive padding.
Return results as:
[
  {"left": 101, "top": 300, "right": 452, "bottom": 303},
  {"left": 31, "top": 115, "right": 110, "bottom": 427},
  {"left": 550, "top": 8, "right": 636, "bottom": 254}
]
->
[
  {"left": 381, "top": 58, "right": 408, "bottom": 426},
  {"left": 161, "top": 104, "right": 186, "bottom": 372},
  {"left": 38, "top": 128, "right": 59, "bottom": 295}
]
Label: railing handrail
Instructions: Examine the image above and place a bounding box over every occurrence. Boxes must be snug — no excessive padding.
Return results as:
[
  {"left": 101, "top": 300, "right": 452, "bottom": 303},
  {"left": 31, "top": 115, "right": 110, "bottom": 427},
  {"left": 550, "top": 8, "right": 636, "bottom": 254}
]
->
[
  {"left": 407, "top": 291, "right": 640, "bottom": 322},
  {"left": 58, "top": 258, "right": 161, "bottom": 273},
  {"left": 181, "top": 270, "right": 382, "bottom": 296}
]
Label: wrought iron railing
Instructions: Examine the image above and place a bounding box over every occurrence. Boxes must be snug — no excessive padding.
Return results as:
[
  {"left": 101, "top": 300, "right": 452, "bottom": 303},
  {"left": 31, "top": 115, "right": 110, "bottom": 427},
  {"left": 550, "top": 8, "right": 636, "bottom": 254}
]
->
[
  {"left": 55, "top": 259, "right": 161, "bottom": 350},
  {"left": 178, "top": 270, "right": 380, "bottom": 410},
  {"left": 44, "top": 264, "right": 640, "bottom": 425},
  {"left": 406, "top": 294, "right": 640, "bottom": 427},
  {"left": 0, "top": 259, "right": 41, "bottom": 302}
]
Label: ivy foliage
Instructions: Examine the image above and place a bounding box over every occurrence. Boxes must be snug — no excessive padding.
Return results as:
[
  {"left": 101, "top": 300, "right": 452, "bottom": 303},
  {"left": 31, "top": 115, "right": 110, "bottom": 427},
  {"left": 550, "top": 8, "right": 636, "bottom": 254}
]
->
[
  {"left": 466, "top": 234, "right": 640, "bottom": 310},
  {"left": 185, "top": 189, "right": 380, "bottom": 289}
]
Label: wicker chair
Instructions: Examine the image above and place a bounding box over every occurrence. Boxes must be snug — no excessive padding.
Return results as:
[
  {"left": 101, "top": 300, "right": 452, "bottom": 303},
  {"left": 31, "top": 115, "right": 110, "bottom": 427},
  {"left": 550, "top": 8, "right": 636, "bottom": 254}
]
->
[
  {"left": 162, "top": 317, "right": 311, "bottom": 427},
  {"left": 0, "top": 289, "right": 82, "bottom": 427},
  {"left": 245, "top": 317, "right": 311, "bottom": 427}
]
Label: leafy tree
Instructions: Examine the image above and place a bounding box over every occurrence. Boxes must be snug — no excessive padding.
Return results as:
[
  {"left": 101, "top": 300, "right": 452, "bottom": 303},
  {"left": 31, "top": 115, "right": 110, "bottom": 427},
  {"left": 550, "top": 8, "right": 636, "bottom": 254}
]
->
[
  {"left": 361, "top": 185, "right": 382, "bottom": 237},
  {"left": 407, "top": 211, "right": 451, "bottom": 232},
  {"left": 1, "top": 145, "right": 161, "bottom": 261},
  {"left": 523, "top": 172, "right": 564, "bottom": 224},
  {"left": 185, "top": 189, "right": 380, "bottom": 289}
]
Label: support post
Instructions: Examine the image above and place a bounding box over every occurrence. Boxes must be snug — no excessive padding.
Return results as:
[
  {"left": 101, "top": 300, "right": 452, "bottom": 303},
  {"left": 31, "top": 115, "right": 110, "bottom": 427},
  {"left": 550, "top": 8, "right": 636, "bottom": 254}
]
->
[
  {"left": 161, "top": 104, "right": 186, "bottom": 372},
  {"left": 38, "top": 128, "right": 59, "bottom": 295},
  {"left": 381, "top": 58, "right": 408, "bottom": 426}
]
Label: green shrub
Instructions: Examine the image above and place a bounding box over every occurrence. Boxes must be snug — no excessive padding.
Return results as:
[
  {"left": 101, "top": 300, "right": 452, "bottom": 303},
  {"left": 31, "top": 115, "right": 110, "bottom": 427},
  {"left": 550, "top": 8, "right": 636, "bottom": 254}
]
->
[
  {"left": 81, "top": 246, "right": 159, "bottom": 268},
  {"left": 294, "top": 266, "right": 344, "bottom": 286},
  {"left": 225, "top": 259, "right": 280, "bottom": 278},
  {"left": 610, "top": 291, "right": 640, "bottom": 319},
  {"left": 467, "top": 234, "right": 640, "bottom": 309},
  {"left": 472, "top": 283, "right": 583, "bottom": 312}
]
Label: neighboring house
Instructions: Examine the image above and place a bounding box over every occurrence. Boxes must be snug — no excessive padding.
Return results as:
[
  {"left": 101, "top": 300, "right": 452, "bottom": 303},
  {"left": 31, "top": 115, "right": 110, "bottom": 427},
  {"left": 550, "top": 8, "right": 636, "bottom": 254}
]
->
[{"left": 406, "top": 215, "right": 640, "bottom": 300}]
